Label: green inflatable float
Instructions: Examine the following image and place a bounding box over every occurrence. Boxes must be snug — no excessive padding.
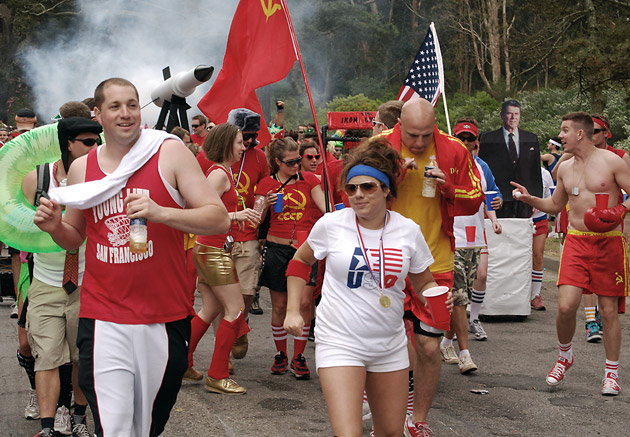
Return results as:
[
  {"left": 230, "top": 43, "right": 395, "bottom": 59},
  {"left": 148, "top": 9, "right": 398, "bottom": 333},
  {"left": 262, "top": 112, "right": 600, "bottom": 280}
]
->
[{"left": 0, "top": 123, "right": 63, "bottom": 253}]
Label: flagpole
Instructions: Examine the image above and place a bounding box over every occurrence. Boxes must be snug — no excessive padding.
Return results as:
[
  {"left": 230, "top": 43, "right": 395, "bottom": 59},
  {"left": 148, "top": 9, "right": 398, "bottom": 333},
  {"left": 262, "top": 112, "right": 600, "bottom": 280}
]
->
[
  {"left": 281, "top": 0, "right": 333, "bottom": 212},
  {"left": 431, "top": 22, "right": 451, "bottom": 135}
]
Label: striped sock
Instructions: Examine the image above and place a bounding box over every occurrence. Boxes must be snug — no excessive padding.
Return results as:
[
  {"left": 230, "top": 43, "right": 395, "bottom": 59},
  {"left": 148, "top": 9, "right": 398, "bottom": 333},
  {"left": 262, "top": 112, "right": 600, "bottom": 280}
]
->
[
  {"left": 407, "top": 370, "right": 414, "bottom": 414},
  {"left": 470, "top": 288, "right": 485, "bottom": 321},
  {"left": 292, "top": 324, "right": 310, "bottom": 359},
  {"left": 531, "top": 270, "right": 543, "bottom": 298},
  {"left": 272, "top": 324, "right": 287, "bottom": 354},
  {"left": 605, "top": 360, "right": 619, "bottom": 380},
  {"left": 559, "top": 342, "right": 573, "bottom": 362},
  {"left": 585, "top": 306, "right": 597, "bottom": 323}
]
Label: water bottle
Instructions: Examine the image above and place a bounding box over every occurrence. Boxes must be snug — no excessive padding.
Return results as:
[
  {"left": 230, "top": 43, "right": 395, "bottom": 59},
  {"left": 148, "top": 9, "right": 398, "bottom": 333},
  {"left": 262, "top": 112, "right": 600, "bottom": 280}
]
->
[
  {"left": 129, "top": 218, "right": 147, "bottom": 253},
  {"left": 422, "top": 155, "right": 437, "bottom": 198}
]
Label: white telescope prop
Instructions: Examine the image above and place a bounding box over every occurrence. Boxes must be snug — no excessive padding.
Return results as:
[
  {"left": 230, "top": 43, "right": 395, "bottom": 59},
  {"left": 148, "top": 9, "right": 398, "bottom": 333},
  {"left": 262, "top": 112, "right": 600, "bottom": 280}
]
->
[{"left": 151, "top": 65, "right": 214, "bottom": 107}]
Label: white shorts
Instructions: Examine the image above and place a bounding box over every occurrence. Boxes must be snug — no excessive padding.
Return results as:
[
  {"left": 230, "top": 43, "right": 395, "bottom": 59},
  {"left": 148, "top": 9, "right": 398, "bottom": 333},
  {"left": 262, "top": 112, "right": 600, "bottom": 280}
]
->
[{"left": 315, "top": 341, "right": 409, "bottom": 373}]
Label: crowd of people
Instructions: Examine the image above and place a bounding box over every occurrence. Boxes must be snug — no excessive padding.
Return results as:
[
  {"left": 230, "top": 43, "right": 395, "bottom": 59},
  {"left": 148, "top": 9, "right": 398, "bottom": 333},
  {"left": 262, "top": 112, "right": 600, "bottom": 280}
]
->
[{"left": 1, "top": 79, "right": 628, "bottom": 437}]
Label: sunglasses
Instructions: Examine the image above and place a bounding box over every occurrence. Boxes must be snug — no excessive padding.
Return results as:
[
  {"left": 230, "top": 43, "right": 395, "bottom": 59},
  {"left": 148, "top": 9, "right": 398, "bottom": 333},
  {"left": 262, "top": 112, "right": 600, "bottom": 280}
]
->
[
  {"left": 280, "top": 156, "right": 302, "bottom": 167},
  {"left": 71, "top": 137, "right": 101, "bottom": 146},
  {"left": 459, "top": 135, "right": 477, "bottom": 142},
  {"left": 303, "top": 154, "right": 321, "bottom": 160},
  {"left": 344, "top": 181, "right": 381, "bottom": 196},
  {"left": 242, "top": 132, "right": 258, "bottom": 141},
  {"left": 593, "top": 128, "right": 605, "bottom": 134},
  {"left": 191, "top": 124, "right": 200, "bottom": 128},
  {"left": 372, "top": 120, "right": 385, "bottom": 127}
]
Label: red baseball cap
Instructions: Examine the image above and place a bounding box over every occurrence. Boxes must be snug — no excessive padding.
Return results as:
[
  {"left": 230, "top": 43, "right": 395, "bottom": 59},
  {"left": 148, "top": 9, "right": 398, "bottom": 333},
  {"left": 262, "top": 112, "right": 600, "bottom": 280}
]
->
[{"left": 454, "top": 122, "right": 478, "bottom": 137}]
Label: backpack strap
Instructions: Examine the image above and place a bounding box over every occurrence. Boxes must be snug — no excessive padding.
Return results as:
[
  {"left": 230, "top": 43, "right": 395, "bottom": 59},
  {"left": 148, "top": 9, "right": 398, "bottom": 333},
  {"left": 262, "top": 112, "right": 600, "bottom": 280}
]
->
[{"left": 34, "top": 163, "right": 51, "bottom": 207}]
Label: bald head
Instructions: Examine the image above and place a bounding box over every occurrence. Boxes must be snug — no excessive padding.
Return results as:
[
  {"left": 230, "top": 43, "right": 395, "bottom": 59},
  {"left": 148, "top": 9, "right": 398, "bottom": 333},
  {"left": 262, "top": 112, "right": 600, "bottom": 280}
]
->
[{"left": 398, "top": 99, "right": 436, "bottom": 154}]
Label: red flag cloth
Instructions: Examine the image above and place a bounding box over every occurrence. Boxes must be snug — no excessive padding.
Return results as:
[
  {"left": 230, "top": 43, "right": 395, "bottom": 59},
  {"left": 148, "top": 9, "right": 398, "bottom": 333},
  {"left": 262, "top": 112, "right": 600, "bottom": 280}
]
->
[{"left": 197, "top": 0, "right": 297, "bottom": 148}]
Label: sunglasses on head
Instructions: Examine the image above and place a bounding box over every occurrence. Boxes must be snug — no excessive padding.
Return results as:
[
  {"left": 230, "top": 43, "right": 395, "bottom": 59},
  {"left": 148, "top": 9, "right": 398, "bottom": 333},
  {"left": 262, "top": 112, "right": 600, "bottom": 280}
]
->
[
  {"left": 303, "top": 154, "right": 321, "bottom": 160},
  {"left": 242, "top": 132, "right": 258, "bottom": 141},
  {"left": 71, "top": 137, "right": 101, "bottom": 146},
  {"left": 344, "top": 181, "right": 381, "bottom": 196},
  {"left": 280, "top": 156, "right": 302, "bottom": 167}
]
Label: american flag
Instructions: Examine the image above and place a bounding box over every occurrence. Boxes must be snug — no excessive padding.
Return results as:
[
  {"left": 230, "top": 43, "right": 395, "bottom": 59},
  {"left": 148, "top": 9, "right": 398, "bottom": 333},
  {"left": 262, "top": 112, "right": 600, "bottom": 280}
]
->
[{"left": 397, "top": 22, "right": 444, "bottom": 106}]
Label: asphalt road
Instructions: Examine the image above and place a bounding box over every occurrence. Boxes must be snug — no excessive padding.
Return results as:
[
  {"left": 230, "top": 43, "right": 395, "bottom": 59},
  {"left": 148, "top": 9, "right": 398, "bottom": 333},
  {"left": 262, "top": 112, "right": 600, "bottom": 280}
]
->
[{"left": 1, "top": 253, "right": 629, "bottom": 436}]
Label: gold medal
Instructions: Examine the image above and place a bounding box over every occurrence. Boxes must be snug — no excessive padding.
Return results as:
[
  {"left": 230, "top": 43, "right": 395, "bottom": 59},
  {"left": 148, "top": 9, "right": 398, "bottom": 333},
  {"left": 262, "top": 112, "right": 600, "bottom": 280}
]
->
[{"left": 379, "top": 294, "right": 391, "bottom": 308}]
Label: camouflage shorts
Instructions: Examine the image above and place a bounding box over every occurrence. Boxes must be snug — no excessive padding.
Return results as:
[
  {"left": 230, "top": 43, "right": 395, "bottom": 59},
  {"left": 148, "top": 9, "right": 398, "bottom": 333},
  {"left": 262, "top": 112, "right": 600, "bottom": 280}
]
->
[{"left": 452, "top": 248, "right": 481, "bottom": 306}]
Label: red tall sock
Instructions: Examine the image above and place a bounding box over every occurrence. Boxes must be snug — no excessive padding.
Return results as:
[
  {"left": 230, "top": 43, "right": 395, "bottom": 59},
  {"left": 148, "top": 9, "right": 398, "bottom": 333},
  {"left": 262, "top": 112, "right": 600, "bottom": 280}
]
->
[
  {"left": 272, "top": 324, "right": 287, "bottom": 354},
  {"left": 293, "top": 324, "right": 310, "bottom": 359},
  {"left": 188, "top": 314, "right": 210, "bottom": 368},
  {"left": 208, "top": 317, "right": 239, "bottom": 379}
]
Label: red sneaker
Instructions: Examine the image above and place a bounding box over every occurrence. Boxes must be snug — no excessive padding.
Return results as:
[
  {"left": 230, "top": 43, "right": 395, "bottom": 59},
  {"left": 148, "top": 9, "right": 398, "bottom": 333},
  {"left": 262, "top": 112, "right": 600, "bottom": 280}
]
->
[
  {"left": 271, "top": 351, "right": 288, "bottom": 375},
  {"left": 546, "top": 356, "right": 573, "bottom": 386},
  {"left": 601, "top": 375, "right": 620, "bottom": 396},
  {"left": 404, "top": 414, "right": 433, "bottom": 437},
  {"left": 290, "top": 353, "right": 311, "bottom": 379}
]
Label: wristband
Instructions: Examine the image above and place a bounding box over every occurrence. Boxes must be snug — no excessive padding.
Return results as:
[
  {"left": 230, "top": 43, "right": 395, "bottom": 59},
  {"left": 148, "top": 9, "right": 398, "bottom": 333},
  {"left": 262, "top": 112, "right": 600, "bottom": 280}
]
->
[{"left": 286, "top": 259, "right": 311, "bottom": 282}]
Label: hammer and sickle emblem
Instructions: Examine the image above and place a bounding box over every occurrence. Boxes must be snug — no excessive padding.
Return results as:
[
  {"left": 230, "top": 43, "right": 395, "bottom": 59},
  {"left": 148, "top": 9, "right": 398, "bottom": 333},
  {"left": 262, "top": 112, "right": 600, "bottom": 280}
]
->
[
  {"left": 285, "top": 190, "right": 307, "bottom": 210},
  {"left": 261, "top": 0, "right": 282, "bottom": 22},
  {"left": 615, "top": 272, "right": 623, "bottom": 286},
  {"left": 235, "top": 172, "right": 251, "bottom": 195}
]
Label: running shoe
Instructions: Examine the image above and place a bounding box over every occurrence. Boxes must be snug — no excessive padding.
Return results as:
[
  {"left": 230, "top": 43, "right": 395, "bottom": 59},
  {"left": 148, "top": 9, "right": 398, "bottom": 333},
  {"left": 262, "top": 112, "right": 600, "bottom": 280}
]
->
[
  {"left": 72, "top": 422, "right": 90, "bottom": 437},
  {"left": 586, "top": 321, "right": 602, "bottom": 343},
  {"left": 290, "top": 354, "right": 311, "bottom": 379},
  {"left": 249, "top": 294, "right": 263, "bottom": 315},
  {"left": 54, "top": 405, "right": 72, "bottom": 435},
  {"left": 530, "top": 295, "right": 546, "bottom": 311},
  {"left": 601, "top": 376, "right": 620, "bottom": 396},
  {"left": 182, "top": 367, "right": 204, "bottom": 382},
  {"left": 440, "top": 344, "right": 459, "bottom": 364},
  {"left": 25, "top": 388, "right": 40, "bottom": 420},
  {"left": 232, "top": 333, "right": 248, "bottom": 359},
  {"left": 205, "top": 376, "right": 246, "bottom": 394},
  {"left": 595, "top": 308, "right": 603, "bottom": 335},
  {"left": 34, "top": 431, "right": 52, "bottom": 437},
  {"left": 10, "top": 302, "right": 18, "bottom": 318},
  {"left": 271, "top": 351, "right": 288, "bottom": 375},
  {"left": 404, "top": 414, "right": 433, "bottom": 437},
  {"left": 469, "top": 319, "right": 488, "bottom": 341},
  {"left": 459, "top": 354, "right": 478, "bottom": 374},
  {"left": 546, "top": 356, "right": 573, "bottom": 386}
]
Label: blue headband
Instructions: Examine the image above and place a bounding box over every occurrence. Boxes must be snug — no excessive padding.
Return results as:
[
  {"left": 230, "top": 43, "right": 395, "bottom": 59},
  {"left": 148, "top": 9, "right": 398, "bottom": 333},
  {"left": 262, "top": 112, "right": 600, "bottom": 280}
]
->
[{"left": 346, "top": 165, "right": 390, "bottom": 188}]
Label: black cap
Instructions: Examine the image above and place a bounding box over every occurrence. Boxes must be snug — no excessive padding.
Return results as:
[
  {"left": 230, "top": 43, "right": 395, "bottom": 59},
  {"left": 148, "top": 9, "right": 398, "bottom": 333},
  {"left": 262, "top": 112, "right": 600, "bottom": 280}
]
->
[
  {"left": 227, "top": 108, "right": 261, "bottom": 133},
  {"left": 57, "top": 117, "right": 103, "bottom": 172},
  {"left": 16, "top": 108, "right": 36, "bottom": 118}
]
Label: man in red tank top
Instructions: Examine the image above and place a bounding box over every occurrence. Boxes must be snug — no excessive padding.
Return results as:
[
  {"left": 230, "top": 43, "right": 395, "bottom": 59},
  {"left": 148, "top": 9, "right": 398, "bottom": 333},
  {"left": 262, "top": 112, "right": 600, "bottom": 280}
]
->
[{"left": 34, "top": 78, "right": 229, "bottom": 437}]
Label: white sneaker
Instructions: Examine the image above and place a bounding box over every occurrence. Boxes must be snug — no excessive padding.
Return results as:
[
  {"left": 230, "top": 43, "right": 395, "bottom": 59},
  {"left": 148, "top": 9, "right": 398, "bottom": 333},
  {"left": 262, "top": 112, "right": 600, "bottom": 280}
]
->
[
  {"left": 54, "top": 405, "right": 72, "bottom": 435},
  {"left": 440, "top": 344, "right": 459, "bottom": 364},
  {"left": 24, "top": 388, "right": 40, "bottom": 420},
  {"left": 10, "top": 302, "right": 18, "bottom": 318},
  {"left": 469, "top": 319, "right": 488, "bottom": 341},
  {"left": 459, "top": 354, "right": 478, "bottom": 374}
]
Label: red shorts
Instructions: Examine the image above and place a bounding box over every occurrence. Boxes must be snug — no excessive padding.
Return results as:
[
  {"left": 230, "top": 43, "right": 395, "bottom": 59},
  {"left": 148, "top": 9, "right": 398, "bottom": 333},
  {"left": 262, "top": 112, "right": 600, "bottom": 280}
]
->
[
  {"left": 557, "top": 231, "right": 629, "bottom": 297},
  {"left": 404, "top": 271, "right": 453, "bottom": 331},
  {"left": 534, "top": 218, "right": 549, "bottom": 237}
]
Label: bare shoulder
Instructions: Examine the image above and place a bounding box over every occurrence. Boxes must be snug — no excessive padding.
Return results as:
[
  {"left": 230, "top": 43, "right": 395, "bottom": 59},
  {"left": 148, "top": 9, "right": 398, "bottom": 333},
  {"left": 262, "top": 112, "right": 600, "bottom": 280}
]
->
[
  {"left": 21, "top": 169, "right": 37, "bottom": 205},
  {"left": 67, "top": 154, "right": 88, "bottom": 185}
]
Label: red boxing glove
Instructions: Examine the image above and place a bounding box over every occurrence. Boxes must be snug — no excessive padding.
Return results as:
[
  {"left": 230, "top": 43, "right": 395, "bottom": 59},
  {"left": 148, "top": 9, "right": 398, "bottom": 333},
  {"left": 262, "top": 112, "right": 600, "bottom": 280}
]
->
[{"left": 583, "top": 204, "right": 627, "bottom": 233}]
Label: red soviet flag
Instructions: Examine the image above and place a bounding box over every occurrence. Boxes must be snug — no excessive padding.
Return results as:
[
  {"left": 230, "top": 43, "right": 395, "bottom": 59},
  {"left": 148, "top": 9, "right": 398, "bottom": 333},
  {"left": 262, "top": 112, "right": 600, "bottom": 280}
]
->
[{"left": 198, "top": 0, "right": 297, "bottom": 147}]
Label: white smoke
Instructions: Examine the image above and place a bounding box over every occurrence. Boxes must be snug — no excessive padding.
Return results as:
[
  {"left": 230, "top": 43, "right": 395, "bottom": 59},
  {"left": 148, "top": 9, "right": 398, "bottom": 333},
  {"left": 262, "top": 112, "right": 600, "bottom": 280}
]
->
[{"left": 21, "top": 0, "right": 238, "bottom": 126}]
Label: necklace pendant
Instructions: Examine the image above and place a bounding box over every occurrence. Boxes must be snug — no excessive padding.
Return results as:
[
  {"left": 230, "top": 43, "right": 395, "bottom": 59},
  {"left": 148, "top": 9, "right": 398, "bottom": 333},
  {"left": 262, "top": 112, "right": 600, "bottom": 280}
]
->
[
  {"left": 572, "top": 186, "right": 579, "bottom": 196},
  {"left": 379, "top": 294, "right": 391, "bottom": 309}
]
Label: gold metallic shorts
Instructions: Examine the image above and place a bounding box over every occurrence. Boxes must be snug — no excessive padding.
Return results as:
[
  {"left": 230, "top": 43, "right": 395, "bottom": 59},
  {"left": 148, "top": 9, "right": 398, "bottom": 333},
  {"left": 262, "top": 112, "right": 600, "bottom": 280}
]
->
[{"left": 193, "top": 242, "right": 239, "bottom": 286}]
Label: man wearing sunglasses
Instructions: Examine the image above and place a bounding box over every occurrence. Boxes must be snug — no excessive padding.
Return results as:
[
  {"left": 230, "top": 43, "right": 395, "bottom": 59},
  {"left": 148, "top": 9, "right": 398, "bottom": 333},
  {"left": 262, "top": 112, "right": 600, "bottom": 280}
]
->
[
  {"left": 478, "top": 99, "right": 542, "bottom": 219},
  {"left": 372, "top": 100, "right": 404, "bottom": 136},
  {"left": 190, "top": 114, "right": 208, "bottom": 147},
  {"left": 379, "top": 98, "right": 484, "bottom": 436},
  {"left": 21, "top": 116, "right": 103, "bottom": 437}
]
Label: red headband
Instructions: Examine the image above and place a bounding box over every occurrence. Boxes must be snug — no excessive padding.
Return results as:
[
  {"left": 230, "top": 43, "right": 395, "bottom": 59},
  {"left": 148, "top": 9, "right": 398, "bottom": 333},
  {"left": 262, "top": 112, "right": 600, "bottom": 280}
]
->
[{"left": 592, "top": 117, "right": 612, "bottom": 139}]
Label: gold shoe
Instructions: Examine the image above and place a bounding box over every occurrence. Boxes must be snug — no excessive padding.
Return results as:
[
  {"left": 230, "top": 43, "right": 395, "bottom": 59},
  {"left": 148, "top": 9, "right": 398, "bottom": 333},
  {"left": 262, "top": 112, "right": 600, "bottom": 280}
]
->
[
  {"left": 229, "top": 358, "right": 234, "bottom": 374},
  {"left": 182, "top": 367, "right": 204, "bottom": 381},
  {"left": 205, "top": 376, "right": 246, "bottom": 394},
  {"left": 232, "top": 333, "right": 249, "bottom": 359}
]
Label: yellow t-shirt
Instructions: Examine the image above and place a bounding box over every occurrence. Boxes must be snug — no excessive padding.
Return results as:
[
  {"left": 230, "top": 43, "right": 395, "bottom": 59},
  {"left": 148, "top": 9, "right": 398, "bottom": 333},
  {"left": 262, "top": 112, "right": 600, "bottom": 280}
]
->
[{"left": 391, "top": 141, "right": 454, "bottom": 273}]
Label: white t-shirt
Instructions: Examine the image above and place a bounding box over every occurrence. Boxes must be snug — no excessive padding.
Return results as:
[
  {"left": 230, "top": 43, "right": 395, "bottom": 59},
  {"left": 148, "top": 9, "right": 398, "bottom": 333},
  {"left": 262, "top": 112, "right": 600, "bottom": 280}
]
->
[
  {"left": 532, "top": 167, "right": 554, "bottom": 220},
  {"left": 308, "top": 208, "right": 433, "bottom": 356}
]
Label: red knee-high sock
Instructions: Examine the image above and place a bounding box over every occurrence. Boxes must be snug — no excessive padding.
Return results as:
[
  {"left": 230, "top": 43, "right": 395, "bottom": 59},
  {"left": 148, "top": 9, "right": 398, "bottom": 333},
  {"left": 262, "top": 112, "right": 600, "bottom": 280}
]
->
[
  {"left": 293, "top": 324, "right": 310, "bottom": 359},
  {"left": 208, "top": 313, "right": 250, "bottom": 379},
  {"left": 188, "top": 314, "right": 210, "bottom": 368},
  {"left": 272, "top": 323, "right": 287, "bottom": 354}
]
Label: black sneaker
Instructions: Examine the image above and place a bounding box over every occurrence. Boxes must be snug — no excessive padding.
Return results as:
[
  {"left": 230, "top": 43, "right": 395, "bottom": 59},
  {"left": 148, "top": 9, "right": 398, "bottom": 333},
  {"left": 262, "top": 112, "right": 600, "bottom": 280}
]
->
[
  {"left": 290, "top": 354, "right": 310, "bottom": 379},
  {"left": 249, "top": 294, "right": 263, "bottom": 315},
  {"left": 271, "top": 351, "right": 288, "bottom": 375}
]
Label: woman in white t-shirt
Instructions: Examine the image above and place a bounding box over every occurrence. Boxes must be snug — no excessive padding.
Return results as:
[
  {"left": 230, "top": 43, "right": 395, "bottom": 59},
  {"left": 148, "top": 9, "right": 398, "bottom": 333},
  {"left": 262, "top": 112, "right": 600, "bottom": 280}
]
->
[{"left": 284, "top": 138, "right": 439, "bottom": 437}]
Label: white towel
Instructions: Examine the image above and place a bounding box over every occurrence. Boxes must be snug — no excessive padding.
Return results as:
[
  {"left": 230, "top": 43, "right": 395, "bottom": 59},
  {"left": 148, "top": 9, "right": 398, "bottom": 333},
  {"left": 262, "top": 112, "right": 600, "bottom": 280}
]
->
[{"left": 49, "top": 129, "right": 181, "bottom": 209}]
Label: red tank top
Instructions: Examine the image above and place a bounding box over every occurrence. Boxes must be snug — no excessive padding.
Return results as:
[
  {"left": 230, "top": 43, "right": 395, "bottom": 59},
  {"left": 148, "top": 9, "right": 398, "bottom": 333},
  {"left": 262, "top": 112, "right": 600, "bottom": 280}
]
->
[
  {"left": 197, "top": 164, "right": 238, "bottom": 248},
  {"left": 80, "top": 146, "right": 191, "bottom": 324}
]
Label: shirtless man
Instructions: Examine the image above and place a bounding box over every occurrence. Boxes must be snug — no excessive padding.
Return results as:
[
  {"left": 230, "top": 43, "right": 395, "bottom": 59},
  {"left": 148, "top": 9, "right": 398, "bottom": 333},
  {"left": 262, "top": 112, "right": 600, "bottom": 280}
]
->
[{"left": 512, "top": 111, "right": 630, "bottom": 396}]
